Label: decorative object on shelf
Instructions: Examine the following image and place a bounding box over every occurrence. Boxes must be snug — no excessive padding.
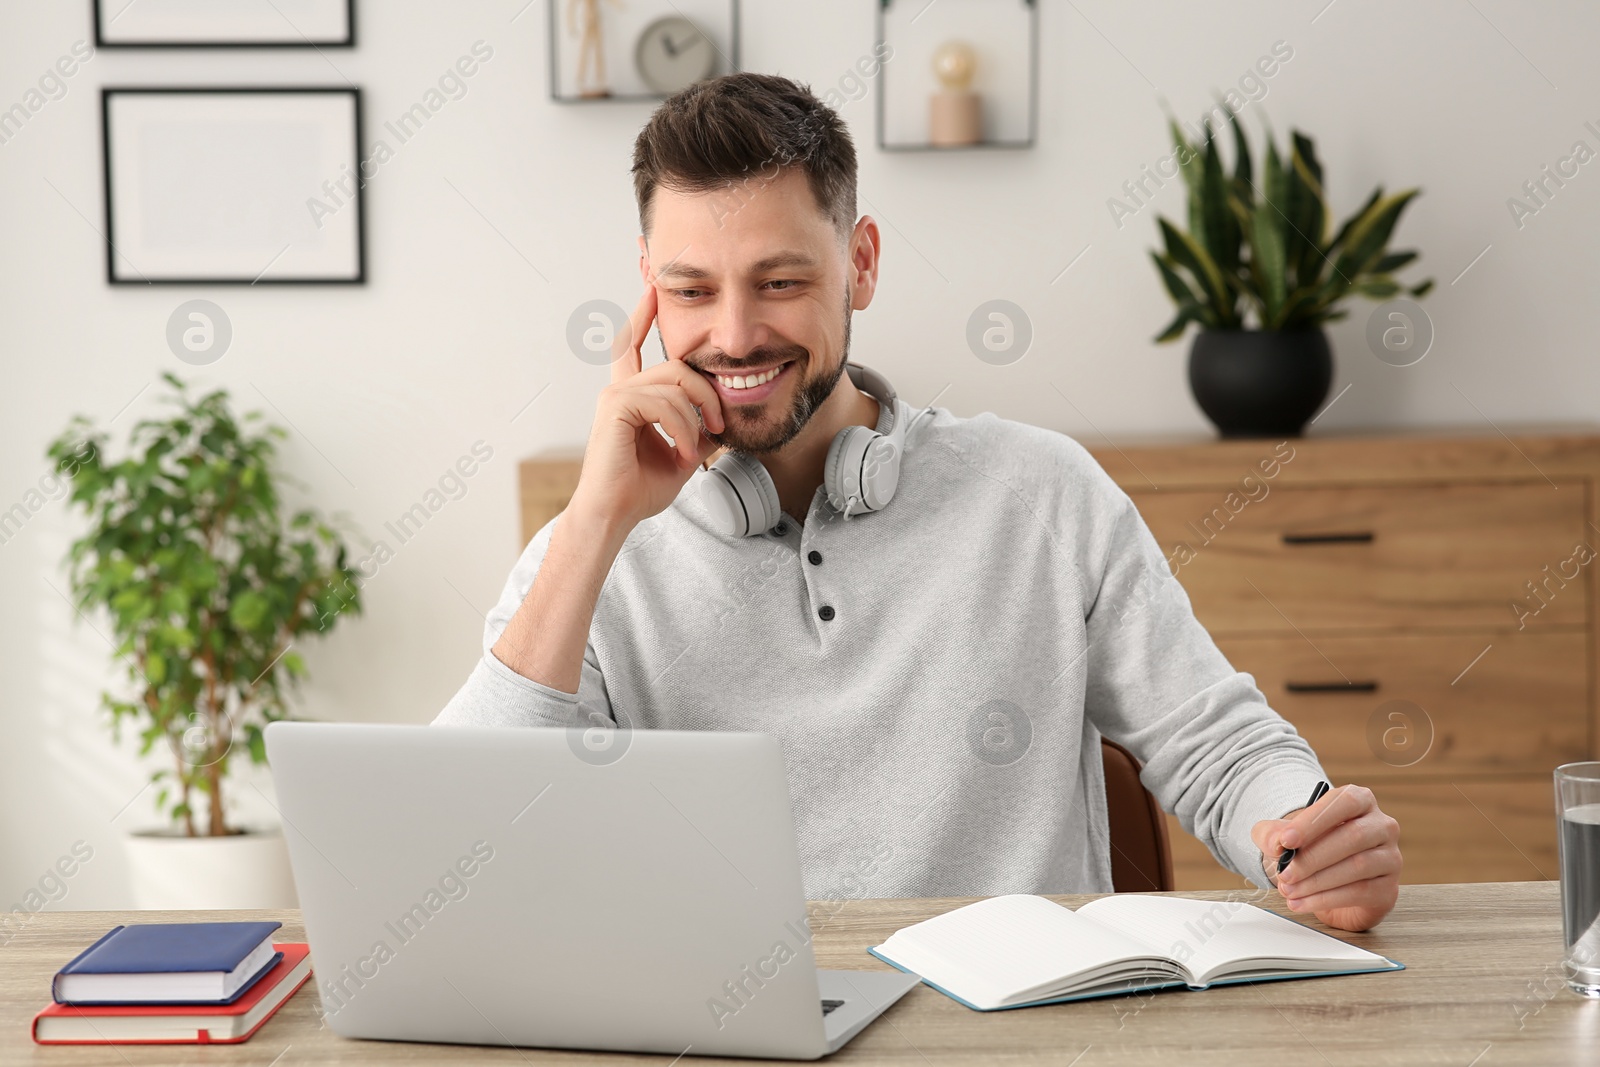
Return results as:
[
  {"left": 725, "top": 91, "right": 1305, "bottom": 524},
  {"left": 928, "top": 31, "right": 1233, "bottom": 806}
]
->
[
  {"left": 549, "top": 0, "right": 738, "bottom": 103},
  {"left": 45, "top": 372, "right": 365, "bottom": 908},
  {"left": 93, "top": 0, "right": 355, "bottom": 48},
  {"left": 1149, "top": 108, "right": 1433, "bottom": 437},
  {"left": 928, "top": 40, "right": 981, "bottom": 147},
  {"left": 101, "top": 88, "right": 365, "bottom": 284},
  {"left": 636, "top": 15, "right": 718, "bottom": 95},
  {"left": 569, "top": 0, "right": 619, "bottom": 98},
  {"left": 877, "top": 0, "right": 1036, "bottom": 151}
]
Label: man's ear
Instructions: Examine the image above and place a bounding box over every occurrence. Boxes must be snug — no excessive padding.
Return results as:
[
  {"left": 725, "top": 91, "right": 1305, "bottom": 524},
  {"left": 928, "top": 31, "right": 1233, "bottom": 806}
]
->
[
  {"left": 637, "top": 235, "right": 649, "bottom": 282},
  {"left": 848, "top": 217, "right": 880, "bottom": 312}
]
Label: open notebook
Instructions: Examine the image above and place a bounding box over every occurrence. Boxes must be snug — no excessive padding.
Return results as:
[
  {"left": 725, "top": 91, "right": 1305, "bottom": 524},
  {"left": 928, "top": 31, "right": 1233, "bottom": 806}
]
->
[{"left": 867, "top": 894, "right": 1403, "bottom": 1011}]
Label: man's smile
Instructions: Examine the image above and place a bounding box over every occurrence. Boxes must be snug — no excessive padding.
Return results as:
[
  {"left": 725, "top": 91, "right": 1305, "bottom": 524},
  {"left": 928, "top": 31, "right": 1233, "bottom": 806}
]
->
[{"left": 696, "top": 359, "right": 797, "bottom": 404}]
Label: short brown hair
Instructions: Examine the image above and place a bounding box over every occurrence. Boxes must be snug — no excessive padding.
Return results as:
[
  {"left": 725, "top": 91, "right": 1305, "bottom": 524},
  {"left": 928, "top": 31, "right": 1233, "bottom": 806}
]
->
[{"left": 631, "top": 72, "right": 857, "bottom": 244}]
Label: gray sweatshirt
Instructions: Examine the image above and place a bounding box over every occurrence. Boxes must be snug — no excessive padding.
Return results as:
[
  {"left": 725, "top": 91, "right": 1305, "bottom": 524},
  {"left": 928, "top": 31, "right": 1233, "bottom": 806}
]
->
[{"left": 433, "top": 395, "right": 1327, "bottom": 899}]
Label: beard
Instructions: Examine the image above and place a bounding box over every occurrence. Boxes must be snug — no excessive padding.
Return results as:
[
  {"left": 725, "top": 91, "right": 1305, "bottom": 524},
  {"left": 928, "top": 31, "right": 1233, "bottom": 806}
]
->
[{"left": 679, "top": 290, "right": 854, "bottom": 455}]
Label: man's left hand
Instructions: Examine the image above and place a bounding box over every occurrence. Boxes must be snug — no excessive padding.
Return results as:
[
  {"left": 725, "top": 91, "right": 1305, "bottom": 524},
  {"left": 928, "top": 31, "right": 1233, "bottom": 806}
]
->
[{"left": 1250, "top": 783, "right": 1402, "bottom": 932}]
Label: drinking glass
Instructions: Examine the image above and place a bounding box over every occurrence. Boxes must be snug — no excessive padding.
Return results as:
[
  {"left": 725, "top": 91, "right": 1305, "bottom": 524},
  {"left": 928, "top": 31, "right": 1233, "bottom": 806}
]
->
[{"left": 1555, "top": 761, "right": 1600, "bottom": 996}]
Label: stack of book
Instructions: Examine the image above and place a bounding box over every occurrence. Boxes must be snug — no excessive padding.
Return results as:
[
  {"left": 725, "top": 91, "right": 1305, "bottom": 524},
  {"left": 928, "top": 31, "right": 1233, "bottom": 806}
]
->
[{"left": 31, "top": 920, "right": 312, "bottom": 1045}]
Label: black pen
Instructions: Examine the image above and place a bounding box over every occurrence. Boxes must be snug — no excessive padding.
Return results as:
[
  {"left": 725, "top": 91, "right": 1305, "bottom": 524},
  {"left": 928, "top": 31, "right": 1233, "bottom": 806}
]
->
[{"left": 1276, "top": 780, "right": 1330, "bottom": 876}]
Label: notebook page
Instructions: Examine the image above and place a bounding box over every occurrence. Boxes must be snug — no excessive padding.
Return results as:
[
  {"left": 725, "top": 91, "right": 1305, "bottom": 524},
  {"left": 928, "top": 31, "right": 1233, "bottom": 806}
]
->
[
  {"left": 1077, "top": 895, "right": 1390, "bottom": 984},
  {"left": 876, "top": 895, "right": 1166, "bottom": 1009}
]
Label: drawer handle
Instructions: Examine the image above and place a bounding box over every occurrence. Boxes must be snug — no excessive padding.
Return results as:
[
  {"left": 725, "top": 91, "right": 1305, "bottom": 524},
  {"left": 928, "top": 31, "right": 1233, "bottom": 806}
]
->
[
  {"left": 1285, "top": 680, "right": 1380, "bottom": 693},
  {"left": 1281, "top": 531, "right": 1375, "bottom": 545}
]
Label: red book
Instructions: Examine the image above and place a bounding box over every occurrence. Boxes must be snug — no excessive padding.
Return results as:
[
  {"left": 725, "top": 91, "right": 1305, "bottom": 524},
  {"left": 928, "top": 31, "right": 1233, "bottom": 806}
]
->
[{"left": 32, "top": 943, "right": 311, "bottom": 1045}]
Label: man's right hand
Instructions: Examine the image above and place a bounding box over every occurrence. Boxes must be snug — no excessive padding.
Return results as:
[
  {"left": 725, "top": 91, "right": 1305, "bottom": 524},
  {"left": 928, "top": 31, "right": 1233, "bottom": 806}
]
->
[{"left": 568, "top": 279, "right": 726, "bottom": 531}]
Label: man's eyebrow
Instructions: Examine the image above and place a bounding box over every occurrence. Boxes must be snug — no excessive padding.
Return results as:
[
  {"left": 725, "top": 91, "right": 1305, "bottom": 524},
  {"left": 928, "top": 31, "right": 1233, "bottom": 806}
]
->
[{"left": 654, "top": 251, "right": 819, "bottom": 281}]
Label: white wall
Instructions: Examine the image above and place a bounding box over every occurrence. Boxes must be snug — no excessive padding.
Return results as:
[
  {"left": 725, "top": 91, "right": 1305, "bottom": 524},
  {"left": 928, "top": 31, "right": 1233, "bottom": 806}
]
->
[{"left": 3, "top": 0, "right": 1597, "bottom": 909}]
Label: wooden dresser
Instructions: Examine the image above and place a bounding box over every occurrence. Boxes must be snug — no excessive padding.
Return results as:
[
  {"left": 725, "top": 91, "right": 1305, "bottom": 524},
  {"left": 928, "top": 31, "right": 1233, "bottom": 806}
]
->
[
  {"left": 520, "top": 427, "right": 1600, "bottom": 888},
  {"left": 1084, "top": 428, "right": 1600, "bottom": 888}
]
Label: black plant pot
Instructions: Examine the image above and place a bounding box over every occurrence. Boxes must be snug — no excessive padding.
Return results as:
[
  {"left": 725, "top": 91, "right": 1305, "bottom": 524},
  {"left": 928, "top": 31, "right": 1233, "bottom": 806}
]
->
[{"left": 1187, "top": 329, "right": 1332, "bottom": 438}]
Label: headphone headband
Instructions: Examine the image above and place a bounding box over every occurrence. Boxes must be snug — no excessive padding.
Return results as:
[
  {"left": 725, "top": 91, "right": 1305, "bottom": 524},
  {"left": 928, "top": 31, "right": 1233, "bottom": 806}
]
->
[{"left": 845, "top": 362, "right": 899, "bottom": 436}]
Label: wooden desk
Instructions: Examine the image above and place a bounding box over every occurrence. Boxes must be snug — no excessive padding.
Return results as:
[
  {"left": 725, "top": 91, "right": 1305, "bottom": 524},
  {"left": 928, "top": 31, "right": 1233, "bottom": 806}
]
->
[{"left": 5, "top": 883, "right": 1594, "bottom": 1065}]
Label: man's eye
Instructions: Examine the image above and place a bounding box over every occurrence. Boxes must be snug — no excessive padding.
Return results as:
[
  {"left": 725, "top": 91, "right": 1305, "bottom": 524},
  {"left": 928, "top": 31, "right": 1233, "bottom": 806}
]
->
[{"left": 675, "top": 281, "right": 797, "bottom": 299}]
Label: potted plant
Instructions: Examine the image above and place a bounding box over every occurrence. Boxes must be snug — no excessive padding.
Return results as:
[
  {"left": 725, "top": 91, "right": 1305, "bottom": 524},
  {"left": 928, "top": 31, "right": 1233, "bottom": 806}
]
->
[
  {"left": 46, "top": 372, "right": 363, "bottom": 908},
  {"left": 1149, "top": 108, "right": 1433, "bottom": 437}
]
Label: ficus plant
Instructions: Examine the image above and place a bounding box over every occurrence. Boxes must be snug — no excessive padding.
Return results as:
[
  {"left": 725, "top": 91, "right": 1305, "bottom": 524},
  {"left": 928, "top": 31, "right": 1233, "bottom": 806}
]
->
[
  {"left": 45, "top": 371, "right": 363, "bottom": 837},
  {"left": 1151, "top": 106, "right": 1434, "bottom": 341}
]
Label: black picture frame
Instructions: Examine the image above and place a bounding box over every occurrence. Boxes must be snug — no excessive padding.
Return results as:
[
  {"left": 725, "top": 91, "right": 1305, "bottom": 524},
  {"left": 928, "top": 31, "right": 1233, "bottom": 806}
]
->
[
  {"left": 92, "top": 0, "right": 357, "bottom": 49},
  {"left": 875, "top": 0, "right": 1038, "bottom": 151},
  {"left": 546, "top": 0, "right": 740, "bottom": 103},
  {"left": 101, "top": 87, "right": 367, "bottom": 285}
]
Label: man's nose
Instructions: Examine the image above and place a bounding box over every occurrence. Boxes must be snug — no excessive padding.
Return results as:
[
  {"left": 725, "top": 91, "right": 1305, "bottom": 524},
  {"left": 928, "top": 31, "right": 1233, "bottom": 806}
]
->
[{"left": 707, "top": 287, "right": 769, "bottom": 361}]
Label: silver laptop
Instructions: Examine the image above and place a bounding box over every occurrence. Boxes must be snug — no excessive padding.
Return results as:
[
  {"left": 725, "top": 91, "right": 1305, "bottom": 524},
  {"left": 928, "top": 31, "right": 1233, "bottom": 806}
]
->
[{"left": 265, "top": 722, "right": 919, "bottom": 1060}]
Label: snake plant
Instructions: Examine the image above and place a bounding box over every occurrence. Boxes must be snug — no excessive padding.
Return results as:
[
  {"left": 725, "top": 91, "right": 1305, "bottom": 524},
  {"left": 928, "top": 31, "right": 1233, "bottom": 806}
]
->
[{"left": 1151, "top": 109, "right": 1433, "bottom": 341}]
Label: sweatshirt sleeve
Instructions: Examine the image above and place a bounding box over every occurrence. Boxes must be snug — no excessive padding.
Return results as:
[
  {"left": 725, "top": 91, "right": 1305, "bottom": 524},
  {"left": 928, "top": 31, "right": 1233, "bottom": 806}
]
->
[
  {"left": 1079, "top": 477, "right": 1327, "bottom": 889},
  {"left": 432, "top": 511, "right": 615, "bottom": 730}
]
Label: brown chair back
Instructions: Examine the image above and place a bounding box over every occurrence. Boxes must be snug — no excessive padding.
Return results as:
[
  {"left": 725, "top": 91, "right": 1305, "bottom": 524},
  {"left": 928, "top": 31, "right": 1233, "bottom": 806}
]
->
[{"left": 1101, "top": 738, "right": 1174, "bottom": 892}]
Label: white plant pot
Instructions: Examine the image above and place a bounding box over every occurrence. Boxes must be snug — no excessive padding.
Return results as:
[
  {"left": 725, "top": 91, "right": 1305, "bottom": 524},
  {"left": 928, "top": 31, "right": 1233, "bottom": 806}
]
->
[{"left": 124, "top": 827, "right": 299, "bottom": 910}]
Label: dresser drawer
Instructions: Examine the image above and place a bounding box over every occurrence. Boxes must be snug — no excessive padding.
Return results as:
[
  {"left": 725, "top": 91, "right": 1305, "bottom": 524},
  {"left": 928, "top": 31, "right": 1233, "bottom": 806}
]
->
[
  {"left": 1131, "top": 482, "right": 1588, "bottom": 633},
  {"left": 1165, "top": 776, "right": 1560, "bottom": 888},
  {"left": 1214, "top": 631, "right": 1589, "bottom": 779}
]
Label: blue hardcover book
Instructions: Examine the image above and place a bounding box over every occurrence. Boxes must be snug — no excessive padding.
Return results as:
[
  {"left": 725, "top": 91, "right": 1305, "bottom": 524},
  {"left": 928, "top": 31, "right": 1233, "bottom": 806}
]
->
[
  {"left": 53, "top": 922, "right": 283, "bottom": 1005},
  {"left": 867, "top": 894, "right": 1403, "bottom": 1011}
]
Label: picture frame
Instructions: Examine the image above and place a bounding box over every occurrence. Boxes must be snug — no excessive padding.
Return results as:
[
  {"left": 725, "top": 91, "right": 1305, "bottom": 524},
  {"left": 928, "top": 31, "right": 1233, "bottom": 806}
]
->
[
  {"left": 101, "top": 88, "right": 366, "bottom": 285},
  {"left": 875, "top": 0, "right": 1038, "bottom": 151},
  {"left": 548, "top": 0, "right": 739, "bottom": 103},
  {"left": 93, "top": 0, "right": 356, "bottom": 49}
]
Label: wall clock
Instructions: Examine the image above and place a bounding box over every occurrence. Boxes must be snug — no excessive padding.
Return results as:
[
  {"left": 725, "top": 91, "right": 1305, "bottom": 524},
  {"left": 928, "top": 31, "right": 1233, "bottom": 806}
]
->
[{"left": 635, "top": 15, "right": 716, "bottom": 95}]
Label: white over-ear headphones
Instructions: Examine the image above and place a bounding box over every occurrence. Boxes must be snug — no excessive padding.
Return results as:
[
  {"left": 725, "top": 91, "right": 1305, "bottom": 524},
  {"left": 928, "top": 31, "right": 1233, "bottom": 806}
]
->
[{"left": 698, "top": 361, "right": 907, "bottom": 537}]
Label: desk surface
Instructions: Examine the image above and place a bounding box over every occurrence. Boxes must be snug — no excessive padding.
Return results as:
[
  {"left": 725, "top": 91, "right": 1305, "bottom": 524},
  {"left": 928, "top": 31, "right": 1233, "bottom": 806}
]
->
[{"left": 4, "top": 882, "right": 1594, "bottom": 1065}]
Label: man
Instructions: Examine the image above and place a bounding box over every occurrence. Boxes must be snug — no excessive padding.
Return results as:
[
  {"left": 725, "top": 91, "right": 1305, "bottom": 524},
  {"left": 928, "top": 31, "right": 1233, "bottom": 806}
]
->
[{"left": 435, "top": 72, "right": 1402, "bottom": 932}]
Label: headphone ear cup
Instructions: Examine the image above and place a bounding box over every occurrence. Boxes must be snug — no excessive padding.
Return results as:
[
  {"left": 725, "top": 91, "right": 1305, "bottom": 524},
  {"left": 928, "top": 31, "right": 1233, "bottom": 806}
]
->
[
  {"left": 698, "top": 451, "right": 782, "bottom": 536},
  {"left": 858, "top": 437, "right": 901, "bottom": 510},
  {"left": 825, "top": 426, "right": 882, "bottom": 516}
]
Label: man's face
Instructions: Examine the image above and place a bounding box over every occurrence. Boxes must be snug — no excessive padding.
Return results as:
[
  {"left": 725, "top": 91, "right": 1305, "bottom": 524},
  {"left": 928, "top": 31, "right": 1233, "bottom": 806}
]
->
[{"left": 641, "top": 168, "right": 864, "bottom": 454}]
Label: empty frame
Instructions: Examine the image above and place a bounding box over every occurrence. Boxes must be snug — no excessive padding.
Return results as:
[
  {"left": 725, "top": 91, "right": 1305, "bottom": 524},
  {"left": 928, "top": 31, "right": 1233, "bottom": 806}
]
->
[
  {"left": 101, "top": 88, "right": 365, "bottom": 285},
  {"left": 94, "top": 0, "right": 355, "bottom": 48}
]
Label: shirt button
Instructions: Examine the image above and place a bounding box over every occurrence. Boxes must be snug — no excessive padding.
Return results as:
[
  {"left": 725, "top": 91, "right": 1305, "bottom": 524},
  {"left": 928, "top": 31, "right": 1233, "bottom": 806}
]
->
[
  {"left": 818, "top": 605, "right": 835, "bottom": 621},
  {"left": 807, "top": 550, "right": 823, "bottom": 565}
]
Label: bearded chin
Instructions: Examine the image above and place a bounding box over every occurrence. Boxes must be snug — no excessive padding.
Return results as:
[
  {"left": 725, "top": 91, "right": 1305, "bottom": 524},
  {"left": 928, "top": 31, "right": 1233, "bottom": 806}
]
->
[
  {"left": 715, "top": 295, "right": 854, "bottom": 456},
  {"left": 712, "top": 355, "right": 843, "bottom": 455}
]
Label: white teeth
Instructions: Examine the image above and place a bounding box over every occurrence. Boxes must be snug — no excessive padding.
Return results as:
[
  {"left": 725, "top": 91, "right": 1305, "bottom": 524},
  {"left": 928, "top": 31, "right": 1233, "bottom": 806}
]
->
[{"left": 718, "top": 364, "right": 783, "bottom": 390}]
